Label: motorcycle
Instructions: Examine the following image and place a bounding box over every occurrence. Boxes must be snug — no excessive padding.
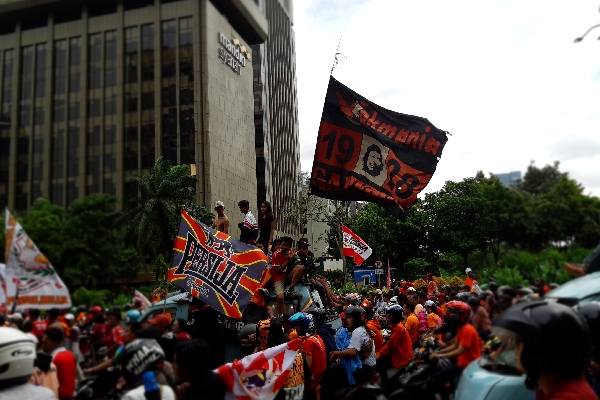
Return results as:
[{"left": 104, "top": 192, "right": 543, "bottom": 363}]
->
[{"left": 385, "top": 334, "right": 455, "bottom": 400}]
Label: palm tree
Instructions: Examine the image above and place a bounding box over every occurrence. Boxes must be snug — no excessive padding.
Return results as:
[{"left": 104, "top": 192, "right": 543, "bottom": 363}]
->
[{"left": 123, "top": 158, "right": 211, "bottom": 261}]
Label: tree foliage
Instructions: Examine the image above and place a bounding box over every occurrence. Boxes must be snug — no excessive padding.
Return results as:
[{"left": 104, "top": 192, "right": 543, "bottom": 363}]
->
[{"left": 347, "top": 162, "right": 600, "bottom": 282}]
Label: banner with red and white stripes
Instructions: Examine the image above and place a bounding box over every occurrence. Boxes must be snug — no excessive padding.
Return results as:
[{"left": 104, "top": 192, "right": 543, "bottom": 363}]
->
[{"left": 342, "top": 225, "right": 372, "bottom": 266}]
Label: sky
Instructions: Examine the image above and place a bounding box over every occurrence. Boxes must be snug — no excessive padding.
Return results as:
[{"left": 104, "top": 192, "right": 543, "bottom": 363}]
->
[{"left": 292, "top": 0, "right": 600, "bottom": 196}]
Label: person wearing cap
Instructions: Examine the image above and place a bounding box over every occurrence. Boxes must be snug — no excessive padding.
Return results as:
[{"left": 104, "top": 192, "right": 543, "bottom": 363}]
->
[{"left": 212, "top": 201, "right": 229, "bottom": 234}]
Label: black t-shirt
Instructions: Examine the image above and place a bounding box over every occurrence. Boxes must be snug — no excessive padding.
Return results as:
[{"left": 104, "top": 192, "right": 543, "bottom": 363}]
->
[{"left": 258, "top": 214, "right": 275, "bottom": 241}]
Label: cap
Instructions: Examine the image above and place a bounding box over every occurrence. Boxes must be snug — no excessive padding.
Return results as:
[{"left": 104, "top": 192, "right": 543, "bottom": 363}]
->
[
  {"left": 374, "top": 289, "right": 382, "bottom": 295},
  {"left": 407, "top": 287, "right": 416, "bottom": 293},
  {"left": 465, "top": 267, "right": 473, "bottom": 274},
  {"left": 148, "top": 312, "right": 172, "bottom": 329},
  {"left": 64, "top": 313, "right": 75, "bottom": 321},
  {"left": 424, "top": 300, "right": 435, "bottom": 307},
  {"left": 297, "top": 238, "right": 310, "bottom": 247},
  {"left": 215, "top": 200, "right": 225, "bottom": 209}
]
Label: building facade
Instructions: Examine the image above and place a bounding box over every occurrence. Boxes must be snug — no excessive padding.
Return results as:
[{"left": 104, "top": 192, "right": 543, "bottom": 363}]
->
[
  {"left": 0, "top": 0, "right": 268, "bottom": 239},
  {"left": 252, "top": 0, "right": 301, "bottom": 238},
  {"left": 493, "top": 170, "right": 522, "bottom": 188}
]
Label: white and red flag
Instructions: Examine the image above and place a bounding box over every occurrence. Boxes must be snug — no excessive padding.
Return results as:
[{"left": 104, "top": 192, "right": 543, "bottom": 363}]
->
[
  {"left": 342, "top": 225, "right": 372, "bottom": 266},
  {"left": 133, "top": 289, "right": 152, "bottom": 310},
  {"left": 216, "top": 339, "right": 303, "bottom": 400}
]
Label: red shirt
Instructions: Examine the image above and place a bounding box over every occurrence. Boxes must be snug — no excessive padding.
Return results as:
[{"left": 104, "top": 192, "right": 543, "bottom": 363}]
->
[
  {"left": 52, "top": 347, "right": 77, "bottom": 400},
  {"left": 377, "top": 321, "right": 413, "bottom": 369},
  {"left": 302, "top": 335, "right": 326, "bottom": 384},
  {"left": 456, "top": 323, "right": 481, "bottom": 368},
  {"left": 32, "top": 319, "right": 48, "bottom": 339},
  {"left": 104, "top": 325, "right": 125, "bottom": 354},
  {"left": 536, "top": 376, "right": 598, "bottom": 400}
]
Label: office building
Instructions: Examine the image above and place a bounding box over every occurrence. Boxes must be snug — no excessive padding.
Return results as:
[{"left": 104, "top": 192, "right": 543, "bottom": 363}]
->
[
  {"left": 252, "top": 0, "right": 301, "bottom": 237},
  {"left": 493, "top": 170, "right": 522, "bottom": 188},
  {"left": 0, "top": 0, "right": 268, "bottom": 241}
]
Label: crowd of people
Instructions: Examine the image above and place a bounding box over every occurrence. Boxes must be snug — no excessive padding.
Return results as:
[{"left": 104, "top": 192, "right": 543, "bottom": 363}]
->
[
  {"left": 2, "top": 267, "right": 599, "bottom": 399},
  {"left": 1, "top": 199, "right": 599, "bottom": 400}
]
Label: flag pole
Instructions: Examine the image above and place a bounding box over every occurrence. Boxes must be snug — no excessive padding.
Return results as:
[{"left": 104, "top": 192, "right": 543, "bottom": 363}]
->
[{"left": 386, "top": 257, "right": 391, "bottom": 289}]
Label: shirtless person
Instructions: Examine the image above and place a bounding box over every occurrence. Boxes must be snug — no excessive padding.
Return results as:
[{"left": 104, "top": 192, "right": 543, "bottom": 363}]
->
[{"left": 212, "top": 201, "right": 229, "bottom": 234}]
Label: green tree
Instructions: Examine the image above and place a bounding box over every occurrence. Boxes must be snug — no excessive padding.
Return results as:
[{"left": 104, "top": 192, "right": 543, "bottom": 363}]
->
[
  {"left": 61, "top": 194, "right": 142, "bottom": 289},
  {"left": 20, "top": 198, "right": 66, "bottom": 273},
  {"left": 123, "top": 158, "right": 212, "bottom": 261},
  {"left": 518, "top": 161, "right": 567, "bottom": 195}
]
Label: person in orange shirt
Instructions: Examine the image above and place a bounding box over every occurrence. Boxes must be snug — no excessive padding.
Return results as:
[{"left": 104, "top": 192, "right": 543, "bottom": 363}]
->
[
  {"left": 464, "top": 267, "right": 477, "bottom": 290},
  {"left": 377, "top": 304, "right": 413, "bottom": 381},
  {"left": 363, "top": 300, "right": 384, "bottom": 352},
  {"left": 424, "top": 300, "right": 442, "bottom": 332},
  {"left": 404, "top": 307, "right": 420, "bottom": 347},
  {"left": 430, "top": 300, "right": 481, "bottom": 389}
]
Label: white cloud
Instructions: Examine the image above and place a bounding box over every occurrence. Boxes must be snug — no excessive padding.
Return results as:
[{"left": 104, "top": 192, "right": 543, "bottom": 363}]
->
[{"left": 293, "top": 0, "right": 600, "bottom": 196}]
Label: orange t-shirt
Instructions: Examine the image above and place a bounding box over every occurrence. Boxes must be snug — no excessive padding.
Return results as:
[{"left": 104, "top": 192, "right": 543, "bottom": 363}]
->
[
  {"left": 456, "top": 323, "right": 481, "bottom": 368},
  {"left": 303, "top": 335, "right": 327, "bottom": 383},
  {"left": 366, "top": 320, "right": 384, "bottom": 352},
  {"left": 427, "top": 312, "right": 442, "bottom": 330},
  {"left": 377, "top": 322, "right": 413, "bottom": 369},
  {"left": 464, "top": 277, "right": 474, "bottom": 289},
  {"left": 405, "top": 314, "right": 420, "bottom": 345}
]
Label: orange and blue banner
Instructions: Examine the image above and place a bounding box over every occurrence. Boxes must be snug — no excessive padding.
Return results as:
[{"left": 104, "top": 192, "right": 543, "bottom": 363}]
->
[{"left": 169, "top": 210, "right": 268, "bottom": 319}]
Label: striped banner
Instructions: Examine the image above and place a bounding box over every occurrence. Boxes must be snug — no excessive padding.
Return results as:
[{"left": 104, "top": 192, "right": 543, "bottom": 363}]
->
[{"left": 169, "top": 210, "right": 268, "bottom": 319}]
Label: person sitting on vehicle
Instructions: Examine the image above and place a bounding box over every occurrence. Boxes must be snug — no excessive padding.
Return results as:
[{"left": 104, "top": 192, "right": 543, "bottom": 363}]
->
[
  {"left": 424, "top": 300, "right": 443, "bottom": 332},
  {"left": 404, "top": 305, "right": 420, "bottom": 347},
  {"left": 330, "top": 306, "right": 377, "bottom": 376},
  {"left": 376, "top": 305, "right": 413, "bottom": 381},
  {"left": 494, "top": 300, "right": 597, "bottom": 400},
  {"left": 0, "top": 327, "right": 55, "bottom": 399},
  {"left": 119, "top": 338, "right": 175, "bottom": 400},
  {"left": 430, "top": 300, "right": 481, "bottom": 391},
  {"left": 289, "top": 312, "right": 327, "bottom": 399},
  {"left": 468, "top": 295, "right": 491, "bottom": 340},
  {"left": 574, "top": 302, "right": 600, "bottom": 397}
]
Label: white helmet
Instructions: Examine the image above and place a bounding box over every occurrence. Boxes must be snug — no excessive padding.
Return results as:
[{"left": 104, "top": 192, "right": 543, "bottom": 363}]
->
[{"left": 0, "top": 327, "right": 36, "bottom": 389}]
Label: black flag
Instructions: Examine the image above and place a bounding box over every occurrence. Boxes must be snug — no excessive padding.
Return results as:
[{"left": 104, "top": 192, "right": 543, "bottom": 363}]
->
[{"left": 310, "top": 76, "right": 448, "bottom": 212}]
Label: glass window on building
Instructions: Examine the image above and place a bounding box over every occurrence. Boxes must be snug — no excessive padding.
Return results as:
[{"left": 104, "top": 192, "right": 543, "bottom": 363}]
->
[
  {"left": 161, "top": 20, "right": 177, "bottom": 164},
  {"left": 0, "top": 49, "right": 12, "bottom": 205},
  {"left": 179, "top": 17, "right": 194, "bottom": 164},
  {"left": 17, "top": 46, "right": 34, "bottom": 209},
  {"left": 69, "top": 37, "right": 81, "bottom": 93},
  {"left": 140, "top": 23, "right": 155, "bottom": 171},
  {"left": 32, "top": 43, "right": 47, "bottom": 201},
  {"left": 88, "top": 33, "right": 102, "bottom": 90},
  {"left": 87, "top": 32, "right": 103, "bottom": 194},
  {"left": 52, "top": 41, "right": 67, "bottom": 204}
]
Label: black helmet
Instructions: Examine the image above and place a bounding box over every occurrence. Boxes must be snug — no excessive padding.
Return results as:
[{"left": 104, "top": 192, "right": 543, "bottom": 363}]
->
[
  {"left": 496, "top": 285, "right": 515, "bottom": 297},
  {"left": 494, "top": 300, "right": 590, "bottom": 388},
  {"left": 307, "top": 308, "right": 326, "bottom": 327},
  {"left": 119, "top": 339, "right": 165, "bottom": 382},
  {"left": 385, "top": 304, "right": 404, "bottom": 320},
  {"left": 573, "top": 301, "right": 600, "bottom": 361},
  {"left": 345, "top": 305, "right": 365, "bottom": 320}
]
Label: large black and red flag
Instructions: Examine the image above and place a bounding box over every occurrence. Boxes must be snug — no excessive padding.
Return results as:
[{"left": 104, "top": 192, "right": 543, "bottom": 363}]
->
[
  {"left": 310, "top": 76, "right": 448, "bottom": 212},
  {"left": 169, "top": 210, "right": 268, "bottom": 319}
]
